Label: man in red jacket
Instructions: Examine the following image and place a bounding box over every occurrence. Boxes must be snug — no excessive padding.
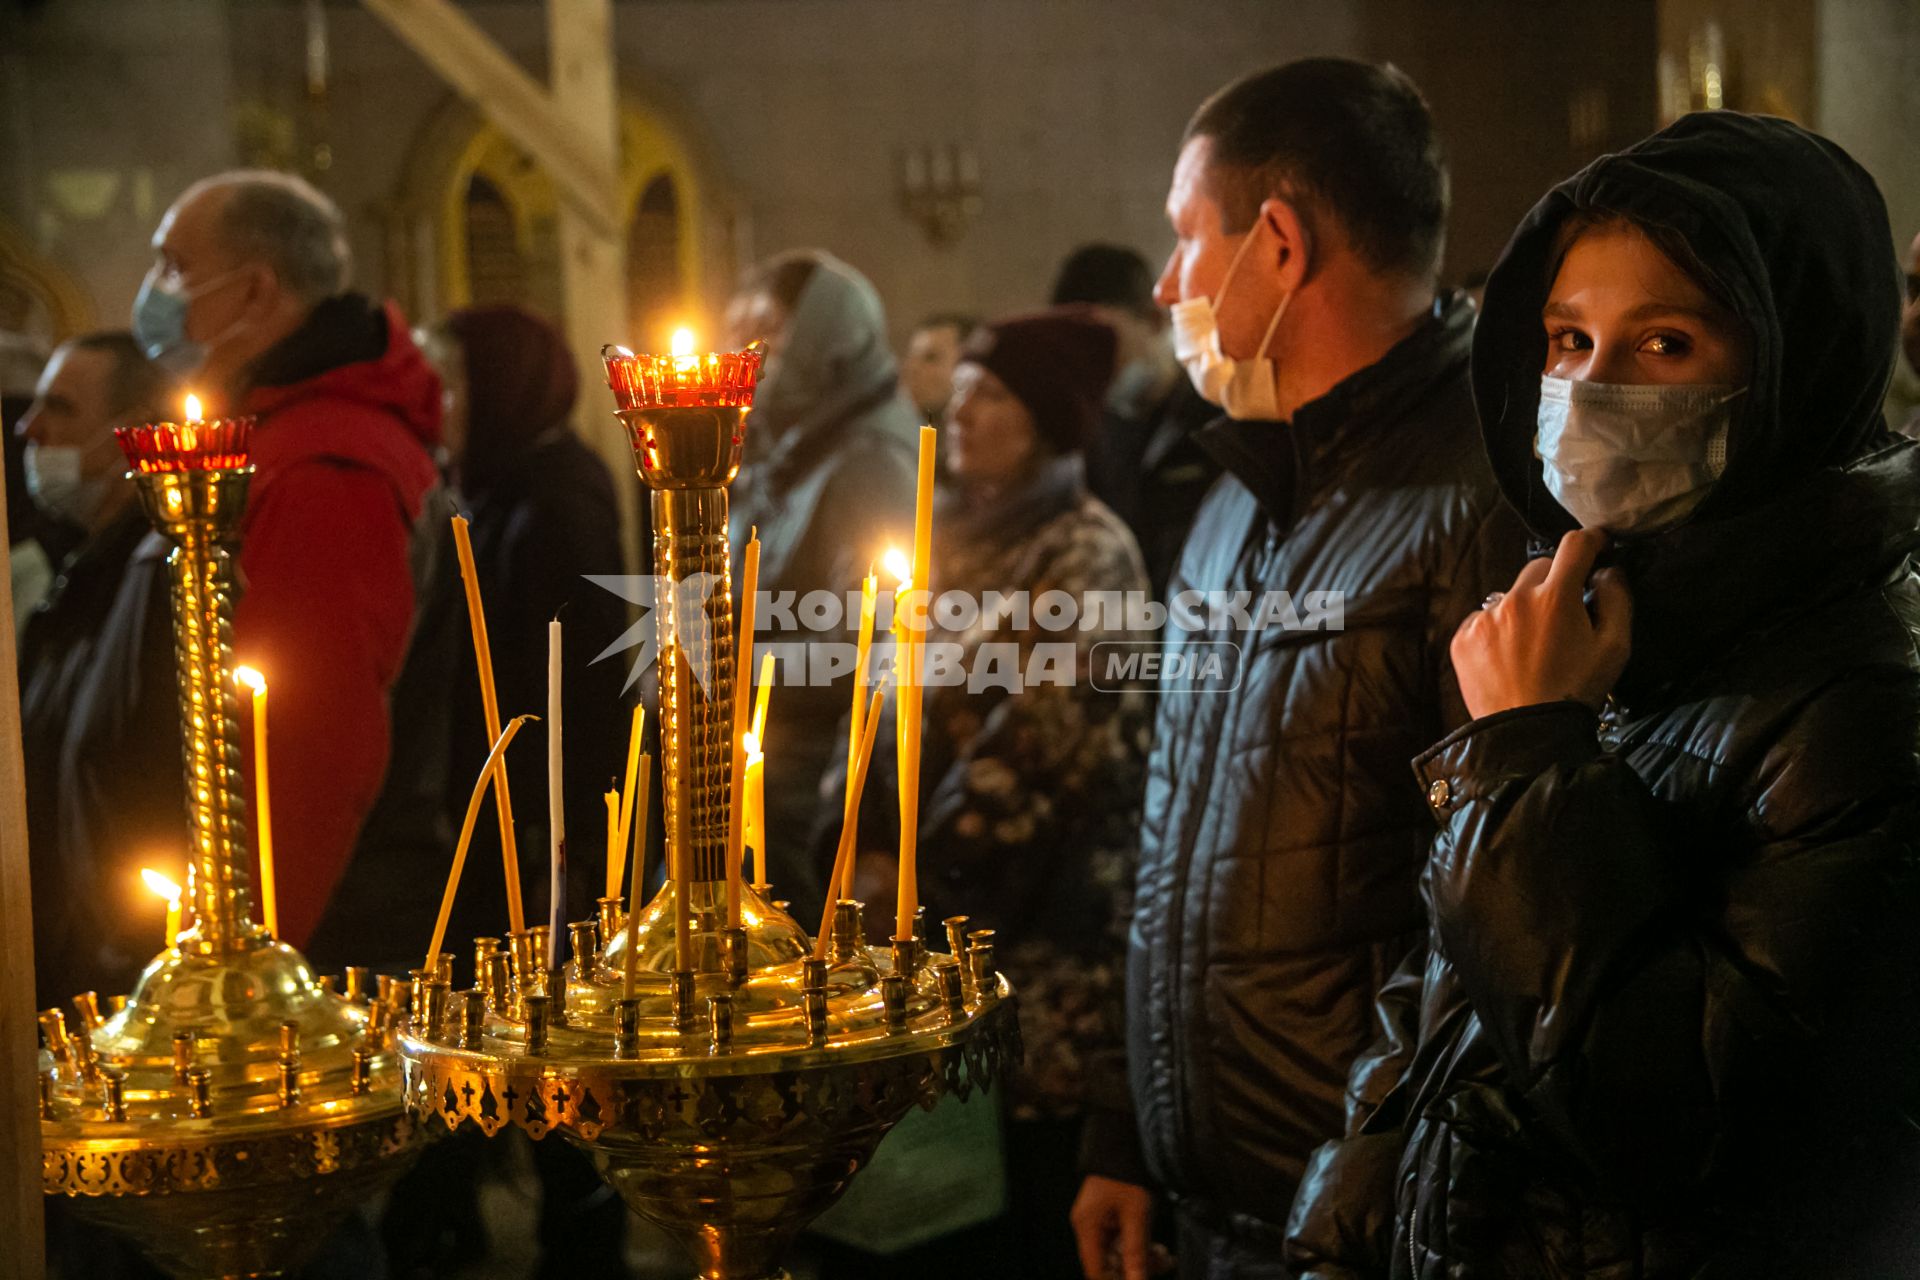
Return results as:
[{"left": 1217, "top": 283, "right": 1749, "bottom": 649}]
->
[{"left": 133, "top": 170, "right": 441, "bottom": 946}]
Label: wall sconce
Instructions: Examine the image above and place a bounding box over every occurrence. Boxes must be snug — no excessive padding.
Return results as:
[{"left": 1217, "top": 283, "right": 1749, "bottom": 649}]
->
[{"left": 896, "top": 144, "right": 982, "bottom": 246}]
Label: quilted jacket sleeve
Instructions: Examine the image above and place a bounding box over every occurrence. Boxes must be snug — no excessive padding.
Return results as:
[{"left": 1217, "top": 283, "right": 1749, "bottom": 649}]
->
[{"left": 1409, "top": 680, "right": 1920, "bottom": 1202}]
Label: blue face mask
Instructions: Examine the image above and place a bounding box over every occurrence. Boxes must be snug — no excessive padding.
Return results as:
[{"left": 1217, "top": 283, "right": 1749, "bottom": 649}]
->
[{"left": 132, "top": 268, "right": 243, "bottom": 377}]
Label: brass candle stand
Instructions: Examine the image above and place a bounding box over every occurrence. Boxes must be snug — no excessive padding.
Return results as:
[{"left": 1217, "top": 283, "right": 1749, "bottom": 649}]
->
[
  {"left": 393, "top": 350, "right": 1020, "bottom": 1280},
  {"left": 39, "top": 419, "right": 421, "bottom": 1280}
]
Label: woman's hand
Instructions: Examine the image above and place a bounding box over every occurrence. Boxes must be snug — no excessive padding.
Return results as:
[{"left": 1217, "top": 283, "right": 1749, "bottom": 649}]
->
[{"left": 1452, "top": 528, "right": 1632, "bottom": 719}]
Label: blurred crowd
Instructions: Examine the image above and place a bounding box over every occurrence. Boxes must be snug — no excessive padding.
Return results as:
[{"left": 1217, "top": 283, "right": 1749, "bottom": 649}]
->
[{"left": 14, "top": 51, "right": 1920, "bottom": 1280}]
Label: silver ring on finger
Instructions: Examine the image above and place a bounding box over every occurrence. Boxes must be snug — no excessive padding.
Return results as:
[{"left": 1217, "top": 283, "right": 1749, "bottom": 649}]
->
[{"left": 1481, "top": 591, "right": 1506, "bottom": 611}]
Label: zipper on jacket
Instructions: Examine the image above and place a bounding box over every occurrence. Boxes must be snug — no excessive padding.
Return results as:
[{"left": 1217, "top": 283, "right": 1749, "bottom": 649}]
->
[{"left": 1408, "top": 1207, "right": 1419, "bottom": 1278}]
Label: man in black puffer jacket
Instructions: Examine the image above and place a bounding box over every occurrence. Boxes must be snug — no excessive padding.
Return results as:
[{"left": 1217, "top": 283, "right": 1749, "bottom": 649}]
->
[
  {"left": 1288, "top": 112, "right": 1920, "bottom": 1279},
  {"left": 1073, "top": 60, "right": 1526, "bottom": 1280}
]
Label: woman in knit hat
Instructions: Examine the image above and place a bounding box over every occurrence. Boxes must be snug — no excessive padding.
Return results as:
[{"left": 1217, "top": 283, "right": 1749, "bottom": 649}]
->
[{"left": 921, "top": 305, "right": 1155, "bottom": 1273}]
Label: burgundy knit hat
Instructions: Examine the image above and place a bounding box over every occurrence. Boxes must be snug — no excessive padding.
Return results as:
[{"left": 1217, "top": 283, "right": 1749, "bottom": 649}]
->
[{"left": 961, "top": 305, "right": 1117, "bottom": 452}]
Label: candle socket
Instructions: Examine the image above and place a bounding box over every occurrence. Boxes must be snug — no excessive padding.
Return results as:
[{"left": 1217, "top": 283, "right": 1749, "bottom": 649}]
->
[
  {"left": 507, "top": 930, "right": 538, "bottom": 989},
  {"left": 913, "top": 906, "right": 928, "bottom": 942},
  {"left": 68, "top": 1032, "right": 99, "bottom": 1083},
  {"left": 344, "top": 966, "right": 370, "bottom": 1003},
  {"left": 376, "top": 974, "right": 398, "bottom": 1008},
  {"left": 614, "top": 998, "right": 641, "bottom": 1056},
  {"left": 831, "top": 900, "right": 864, "bottom": 963},
  {"left": 880, "top": 975, "right": 909, "bottom": 1032},
  {"left": 708, "top": 992, "right": 735, "bottom": 1053},
  {"left": 802, "top": 957, "right": 828, "bottom": 991},
  {"left": 365, "top": 1001, "right": 391, "bottom": 1051},
  {"left": 434, "top": 951, "right": 454, "bottom": 984},
  {"left": 277, "top": 1057, "right": 301, "bottom": 1108},
  {"left": 187, "top": 1067, "right": 213, "bottom": 1118},
  {"left": 315, "top": 975, "right": 338, "bottom": 996},
  {"left": 596, "top": 897, "right": 624, "bottom": 951},
  {"left": 473, "top": 937, "right": 501, "bottom": 987},
  {"left": 890, "top": 938, "right": 918, "bottom": 980},
  {"left": 108, "top": 994, "right": 130, "bottom": 1015},
  {"left": 103, "top": 1069, "right": 128, "bottom": 1122},
  {"left": 39, "top": 1070, "right": 56, "bottom": 1120},
  {"left": 408, "top": 969, "right": 432, "bottom": 1026},
  {"left": 351, "top": 1047, "right": 373, "bottom": 1095},
  {"left": 462, "top": 990, "right": 487, "bottom": 1049},
  {"left": 722, "top": 926, "right": 749, "bottom": 986},
  {"left": 425, "top": 980, "right": 451, "bottom": 1041},
  {"left": 530, "top": 925, "right": 553, "bottom": 973},
  {"left": 940, "top": 962, "right": 966, "bottom": 1019},
  {"left": 278, "top": 1020, "right": 299, "bottom": 1059},
  {"left": 803, "top": 988, "right": 829, "bottom": 1044},
  {"left": 172, "top": 1030, "right": 195, "bottom": 1082},
  {"left": 38, "top": 1009, "right": 69, "bottom": 1065},
  {"left": 71, "top": 991, "right": 102, "bottom": 1034},
  {"left": 569, "top": 920, "right": 600, "bottom": 974},
  {"left": 483, "top": 952, "right": 511, "bottom": 1013},
  {"left": 547, "top": 969, "right": 570, "bottom": 1024},
  {"left": 670, "top": 970, "right": 697, "bottom": 1033},
  {"left": 942, "top": 914, "right": 971, "bottom": 960},
  {"left": 524, "top": 995, "right": 551, "bottom": 1053},
  {"left": 967, "top": 929, "right": 997, "bottom": 995}
]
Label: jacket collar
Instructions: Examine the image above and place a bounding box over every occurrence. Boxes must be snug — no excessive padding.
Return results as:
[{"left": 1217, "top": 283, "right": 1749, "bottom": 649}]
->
[
  {"left": 1196, "top": 292, "right": 1473, "bottom": 525},
  {"left": 1611, "top": 433, "right": 1920, "bottom": 704}
]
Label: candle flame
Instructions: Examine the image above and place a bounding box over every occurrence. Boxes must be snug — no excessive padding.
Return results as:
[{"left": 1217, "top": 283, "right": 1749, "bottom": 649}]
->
[
  {"left": 234, "top": 665, "right": 266, "bottom": 693},
  {"left": 141, "top": 868, "right": 182, "bottom": 902},
  {"left": 671, "top": 328, "right": 696, "bottom": 358},
  {"left": 743, "top": 730, "right": 762, "bottom": 759},
  {"left": 883, "top": 547, "right": 912, "bottom": 584},
  {"left": 183, "top": 393, "right": 203, "bottom": 422}
]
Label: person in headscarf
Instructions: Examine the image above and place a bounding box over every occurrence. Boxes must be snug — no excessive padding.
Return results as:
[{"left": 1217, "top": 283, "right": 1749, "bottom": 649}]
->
[
  {"left": 1288, "top": 112, "right": 1920, "bottom": 1279},
  {"left": 727, "top": 250, "right": 919, "bottom": 920}
]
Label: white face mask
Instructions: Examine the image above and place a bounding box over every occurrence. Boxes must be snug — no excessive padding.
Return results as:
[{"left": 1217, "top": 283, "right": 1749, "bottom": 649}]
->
[
  {"left": 1169, "top": 223, "right": 1292, "bottom": 421},
  {"left": 1535, "top": 375, "right": 1744, "bottom": 535},
  {"left": 24, "top": 441, "right": 118, "bottom": 530}
]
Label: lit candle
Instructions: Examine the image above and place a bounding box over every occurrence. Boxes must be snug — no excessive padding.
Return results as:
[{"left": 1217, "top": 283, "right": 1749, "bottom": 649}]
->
[
  {"left": 427, "top": 715, "right": 536, "bottom": 975},
  {"left": 234, "top": 666, "right": 276, "bottom": 939},
  {"left": 451, "top": 515, "right": 525, "bottom": 934},
  {"left": 725, "top": 531, "right": 760, "bottom": 928},
  {"left": 751, "top": 651, "right": 775, "bottom": 746},
  {"left": 612, "top": 705, "right": 645, "bottom": 899},
  {"left": 896, "top": 426, "right": 938, "bottom": 942},
  {"left": 142, "top": 868, "right": 183, "bottom": 948},
  {"left": 838, "top": 568, "right": 879, "bottom": 903},
  {"left": 743, "top": 731, "right": 766, "bottom": 888},
  {"left": 183, "top": 392, "right": 204, "bottom": 424},
  {"left": 547, "top": 619, "right": 565, "bottom": 970}
]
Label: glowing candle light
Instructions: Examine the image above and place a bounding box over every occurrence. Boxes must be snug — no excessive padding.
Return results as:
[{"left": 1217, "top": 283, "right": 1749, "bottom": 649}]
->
[
  {"left": 725, "top": 531, "right": 760, "bottom": 927},
  {"left": 183, "top": 393, "right": 204, "bottom": 424},
  {"left": 142, "top": 868, "right": 183, "bottom": 947},
  {"left": 743, "top": 731, "right": 766, "bottom": 889},
  {"left": 751, "top": 651, "right": 775, "bottom": 746},
  {"left": 234, "top": 666, "right": 276, "bottom": 939}
]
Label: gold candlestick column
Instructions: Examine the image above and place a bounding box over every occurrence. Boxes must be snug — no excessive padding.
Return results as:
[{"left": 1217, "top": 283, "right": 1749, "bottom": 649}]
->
[
  {"left": 133, "top": 465, "right": 258, "bottom": 952},
  {"left": 620, "top": 405, "right": 749, "bottom": 884}
]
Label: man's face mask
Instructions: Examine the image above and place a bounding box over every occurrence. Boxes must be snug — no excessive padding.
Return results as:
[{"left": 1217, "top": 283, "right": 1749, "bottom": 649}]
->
[
  {"left": 1535, "top": 375, "right": 1745, "bottom": 535},
  {"left": 1169, "top": 222, "right": 1292, "bottom": 421},
  {"left": 24, "top": 439, "right": 119, "bottom": 530},
  {"left": 132, "top": 266, "right": 246, "bottom": 378}
]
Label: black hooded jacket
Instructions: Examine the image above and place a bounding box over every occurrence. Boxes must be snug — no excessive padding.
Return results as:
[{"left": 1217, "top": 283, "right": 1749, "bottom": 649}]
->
[{"left": 1287, "top": 113, "right": 1920, "bottom": 1279}]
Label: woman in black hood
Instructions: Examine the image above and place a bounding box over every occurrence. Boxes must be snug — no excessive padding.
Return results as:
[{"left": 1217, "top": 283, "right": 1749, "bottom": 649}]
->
[{"left": 1286, "top": 113, "right": 1920, "bottom": 1277}]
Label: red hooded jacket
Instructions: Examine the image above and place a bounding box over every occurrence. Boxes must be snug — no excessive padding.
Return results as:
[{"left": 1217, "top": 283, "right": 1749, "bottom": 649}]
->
[{"left": 234, "top": 300, "right": 440, "bottom": 946}]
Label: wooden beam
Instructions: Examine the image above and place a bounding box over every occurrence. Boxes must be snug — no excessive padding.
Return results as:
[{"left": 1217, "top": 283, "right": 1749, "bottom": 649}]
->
[
  {"left": 0, "top": 464, "right": 46, "bottom": 1275},
  {"left": 547, "top": 0, "right": 640, "bottom": 572},
  {"left": 361, "top": 0, "right": 621, "bottom": 237}
]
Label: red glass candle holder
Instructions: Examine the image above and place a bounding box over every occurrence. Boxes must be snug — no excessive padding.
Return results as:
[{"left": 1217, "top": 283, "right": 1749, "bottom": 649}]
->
[
  {"left": 602, "top": 343, "right": 763, "bottom": 411},
  {"left": 115, "top": 419, "right": 255, "bottom": 474}
]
